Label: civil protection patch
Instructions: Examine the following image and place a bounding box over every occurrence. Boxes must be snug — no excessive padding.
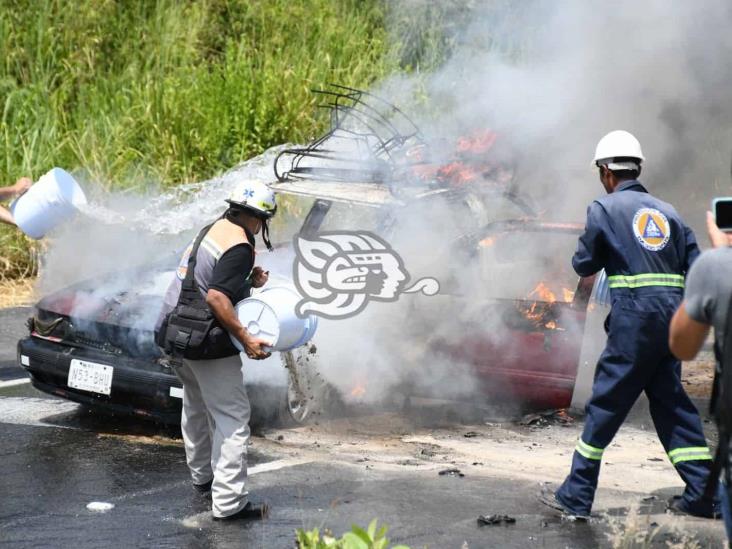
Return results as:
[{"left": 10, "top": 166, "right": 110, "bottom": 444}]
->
[{"left": 632, "top": 208, "right": 670, "bottom": 251}]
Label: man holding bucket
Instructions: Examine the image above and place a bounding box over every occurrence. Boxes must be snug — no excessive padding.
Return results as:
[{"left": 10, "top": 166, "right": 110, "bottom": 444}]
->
[
  {"left": 156, "top": 179, "right": 277, "bottom": 521},
  {"left": 0, "top": 177, "right": 32, "bottom": 226}
]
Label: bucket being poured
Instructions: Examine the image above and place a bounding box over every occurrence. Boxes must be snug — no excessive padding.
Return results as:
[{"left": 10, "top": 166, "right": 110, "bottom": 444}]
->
[
  {"left": 231, "top": 286, "right": 318, "bottom": 353},
  {"left": 10, "top": 167, "right": 87, "bottom": 239}
]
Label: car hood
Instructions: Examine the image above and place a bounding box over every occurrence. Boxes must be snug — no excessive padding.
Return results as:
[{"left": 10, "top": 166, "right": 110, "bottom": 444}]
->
[{"left": 37, "top": 269, "right": 175, "bottom": 331}]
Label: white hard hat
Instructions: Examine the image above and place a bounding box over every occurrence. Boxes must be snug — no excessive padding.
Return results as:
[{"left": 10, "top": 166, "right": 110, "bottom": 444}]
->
[
  {"left": 593, "top": 130, "right": 644, "bottom": 171},
  {"left": 226, "top": 179, "right": 277, "bottom": 218}
]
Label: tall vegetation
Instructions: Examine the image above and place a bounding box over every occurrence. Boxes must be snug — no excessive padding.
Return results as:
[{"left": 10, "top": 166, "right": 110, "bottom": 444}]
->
[{"left": 0, "top": 0, "right": 457, "bottom": 279}]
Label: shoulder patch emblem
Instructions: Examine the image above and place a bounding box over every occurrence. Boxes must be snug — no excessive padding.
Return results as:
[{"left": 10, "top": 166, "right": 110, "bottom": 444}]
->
[{"left": 632, "top": 208, "right": 670, "bottom": 251}]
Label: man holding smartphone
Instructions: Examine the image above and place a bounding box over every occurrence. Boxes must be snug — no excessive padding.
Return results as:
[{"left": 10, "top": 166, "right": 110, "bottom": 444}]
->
[
  {"left": 670, "top": 211, "right": 732, "bottom": 540},
  {"left": 539, "top": 130, "right": 718, "bottom": 519}
]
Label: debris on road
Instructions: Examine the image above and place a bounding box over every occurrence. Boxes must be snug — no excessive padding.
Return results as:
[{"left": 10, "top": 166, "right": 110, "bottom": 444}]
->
[
  {"left": 463, "top": 431, "right": 480, "bottom": 438},
  {"left": 438, "top": 468, "right": 465, "bottom": 477},
  {"left": 477, "top": 514, "right": 516, "bottom": 526},
  {"left": 86, "top": 501, "right": 115, "bottom": 513},
  {"left": 641, "top": 495, "right": 658, "bottom": 502},
  {"left": 519, "top": 409, "right": 574, "bottom": 428}
]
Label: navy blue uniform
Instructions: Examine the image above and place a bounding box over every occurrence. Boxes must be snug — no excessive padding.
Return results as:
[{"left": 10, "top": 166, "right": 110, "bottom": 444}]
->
[{"left": 556, "top": 180, "right": 716, "bottom": 517}]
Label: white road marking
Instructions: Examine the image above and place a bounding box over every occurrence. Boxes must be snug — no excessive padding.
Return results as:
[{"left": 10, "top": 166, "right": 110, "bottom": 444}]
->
[
  {"left": 0, "top": 378, "right": 31, "bottom": 388},
  {"left": 0, "top": 396, "right": 79, "bottom": 427},
  {"left": 180, "top": 457, "right": 312, "bottom": 527}
]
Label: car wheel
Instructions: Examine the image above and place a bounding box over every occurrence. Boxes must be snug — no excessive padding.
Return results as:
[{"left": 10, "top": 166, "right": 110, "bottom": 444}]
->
[
  {"left": 286, "top": 374, "right": 312, "bottom": 424},
  {"left": 281, "top": 343, "right": 331, "bottom": 425}
]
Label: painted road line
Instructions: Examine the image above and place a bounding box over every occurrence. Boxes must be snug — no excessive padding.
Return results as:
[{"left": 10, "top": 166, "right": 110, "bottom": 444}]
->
[
  {"left": 0, "top": 378, "right": 31, "bottom": 388},
  {"left": 180, "top": 457, "right": 312, "bottom": 527},
  {"left": 0, "top": 396, "right": 79, "bottom": 428}
]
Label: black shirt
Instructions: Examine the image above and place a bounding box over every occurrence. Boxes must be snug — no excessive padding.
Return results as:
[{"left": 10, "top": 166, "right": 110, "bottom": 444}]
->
[{"left": 208, "top": 243, "right": 254, "bottom": 304}]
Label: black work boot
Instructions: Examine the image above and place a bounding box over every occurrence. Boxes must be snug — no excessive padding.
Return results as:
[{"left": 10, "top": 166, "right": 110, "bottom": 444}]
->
[
  {"left": 667, "top": 495, "right": 721, "bottom": 519},
  {"left": 193, "top": 480, "right": 213, "bottom": 494},
  {"left": 537, "top": 484, "right": 590, "bottom": 521},
  {"left": 213, "top": 502, "right": 270, "bottom": 521}
]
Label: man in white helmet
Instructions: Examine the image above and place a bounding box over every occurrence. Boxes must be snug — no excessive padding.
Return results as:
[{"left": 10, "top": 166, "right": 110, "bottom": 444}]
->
[
  {"left": 539, "top": 131, "right": 718, "bottom": 519},
  {"left": 156, "top": 179, "right": 277, "bottom": 520}
]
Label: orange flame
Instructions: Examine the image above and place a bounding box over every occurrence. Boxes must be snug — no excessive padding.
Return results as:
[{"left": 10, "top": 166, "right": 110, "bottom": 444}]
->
[
  {"left": 350, "top": 383, "right": 367, "bottom": 398},
  {"left": 528, "top": 282, "right": 557, "bottom": 303},
  {"left": 562, "top": 288, "right": 575, "bottom": 302},
  {"left": 456, "top": 129, "right": 498, "bottom": 154},
  {"left": 436, "top": 162, "right": 478, "bottom": 184}
]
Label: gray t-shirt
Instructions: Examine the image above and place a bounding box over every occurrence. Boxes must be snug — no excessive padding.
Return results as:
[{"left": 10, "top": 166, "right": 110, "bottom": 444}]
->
[{"left": 685, "top": 247, "right": 732, "bottom": 338}]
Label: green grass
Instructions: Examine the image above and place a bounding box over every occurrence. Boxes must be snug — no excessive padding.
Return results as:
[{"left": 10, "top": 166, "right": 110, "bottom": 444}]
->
[{"left": 0, "top": 0, "right": 462, "bottom": 278}]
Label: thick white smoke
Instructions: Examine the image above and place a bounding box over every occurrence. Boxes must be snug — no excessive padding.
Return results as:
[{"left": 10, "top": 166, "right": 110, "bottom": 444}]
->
[
  {"left": 382, "top": 0, "right": 732, "bottom": 233},
  {"left": 34, "top": 1, "right": 732, "bottom": 413},
  {"left": 305, "top": 0, "right": 732, "bottom": 407}
]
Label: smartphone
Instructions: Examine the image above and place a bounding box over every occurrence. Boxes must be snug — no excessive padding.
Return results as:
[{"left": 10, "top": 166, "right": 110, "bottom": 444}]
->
[{"left": 713, "top": 197, "right": 732, "bottom": 232}]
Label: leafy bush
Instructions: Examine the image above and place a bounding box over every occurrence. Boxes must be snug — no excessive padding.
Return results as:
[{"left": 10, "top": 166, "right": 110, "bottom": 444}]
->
[
  {"left": 296, "top": 520, "right": 410, "bottom": 549},
  {"left": 0, "top": 0, "right": 457, "bottom": 278}
]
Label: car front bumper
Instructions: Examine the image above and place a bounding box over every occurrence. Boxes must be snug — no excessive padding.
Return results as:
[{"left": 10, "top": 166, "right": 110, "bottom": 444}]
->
[{"left": 17, "top": 336, "right": 183, "bottom": 424}]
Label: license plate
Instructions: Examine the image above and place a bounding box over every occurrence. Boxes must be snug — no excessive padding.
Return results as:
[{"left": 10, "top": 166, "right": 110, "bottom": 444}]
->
[{"left": 67, "top": 359, "right": 114, "bottom": 395}]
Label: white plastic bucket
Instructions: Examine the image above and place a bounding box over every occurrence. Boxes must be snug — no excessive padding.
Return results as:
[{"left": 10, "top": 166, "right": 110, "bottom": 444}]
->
[
  {"left": 231, "top": 286, "right": 318, "bottom": 353},
  {"left": 10, "top": 167, "right": 87, "bottom": 239}
]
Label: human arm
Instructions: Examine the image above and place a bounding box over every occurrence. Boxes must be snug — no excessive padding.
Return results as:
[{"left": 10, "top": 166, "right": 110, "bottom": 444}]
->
[
  {"left": 0, "top": 205, "right": 15, "bottom": 226},
  {"left": 205, "top": 288, "right": 271, "bottom": 359},
  {"left": 670, "top": 249, "right": 723, "bottom": 360},
  {"left": 207, "top": 244, "right": 271, "bottom": 359},
  {"left": 670, "top": 303, "right": 711, "bottom": 360},
  {"left": 0, "top": 177, "right": 32, "bottom": 201},
  {"left": 572, "top": 202, "right": 606, "bottom": 277}
]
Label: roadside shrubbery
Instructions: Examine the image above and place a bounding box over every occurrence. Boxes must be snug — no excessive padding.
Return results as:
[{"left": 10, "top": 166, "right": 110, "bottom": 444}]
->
[
  {"left": 0, "top": 0, "right": 395, "bottom": 277},
  {"left": 0, "top": 0, "right": 397, "bottom": 189},
  {"left": 296, "top": 520, "right": 410, "bottom": 549},
  {"left": 0, "top": 0, "right": 465, "bottom": 279}
]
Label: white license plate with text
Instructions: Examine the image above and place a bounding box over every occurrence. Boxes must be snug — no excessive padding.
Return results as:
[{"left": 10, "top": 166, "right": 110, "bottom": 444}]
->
[{"left": 67, "top": 359, "right": 114, "bottom": 395}]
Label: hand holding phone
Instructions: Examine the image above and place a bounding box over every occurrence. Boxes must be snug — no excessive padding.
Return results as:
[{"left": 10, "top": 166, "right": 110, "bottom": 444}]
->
[
  {"left": 713, "top": 197, "right": 732, "bottom": 233},
  {"left": 707, "top": 209, "right": 732, "bottom": 249}
]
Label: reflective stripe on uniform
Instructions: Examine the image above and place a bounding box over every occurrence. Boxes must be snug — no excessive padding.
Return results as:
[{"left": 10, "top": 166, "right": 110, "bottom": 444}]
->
[
  {"left": 575, "top": 439, "right": 604, "bottom": 460},
  {"left": 668, "top": 446, "right": 713, "bottom": 465},
  {"left": 200, "top": 238, "right": 224, "bottom": 260},
  {"left": 607, "top": 273, "right": 685, "bottom": 289}
]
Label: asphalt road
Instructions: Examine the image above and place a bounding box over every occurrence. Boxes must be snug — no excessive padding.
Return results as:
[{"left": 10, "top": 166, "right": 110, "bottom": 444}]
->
[{"left": 0, "top": 307, "right": 726, "bottom": 548}]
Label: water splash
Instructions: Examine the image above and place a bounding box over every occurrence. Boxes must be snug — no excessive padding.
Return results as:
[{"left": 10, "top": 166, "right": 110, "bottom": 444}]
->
[{"left": 128, "top": 145, "right": 287, "bottom": 235}]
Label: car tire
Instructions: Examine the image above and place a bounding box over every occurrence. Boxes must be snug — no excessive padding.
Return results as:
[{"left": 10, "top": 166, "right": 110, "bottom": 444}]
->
[{"left": 280, "top": 344, "right": 334, "bottom": 425}]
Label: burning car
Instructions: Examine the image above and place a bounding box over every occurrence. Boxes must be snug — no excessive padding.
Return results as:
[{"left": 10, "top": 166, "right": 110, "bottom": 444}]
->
[{"left": 17, "top": 87, "right": 608, "bottom": 424}]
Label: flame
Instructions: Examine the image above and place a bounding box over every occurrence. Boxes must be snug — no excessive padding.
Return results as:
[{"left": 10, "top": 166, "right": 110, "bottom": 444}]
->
[
  {"left": 456, "top": 129, "right": 497, "bottom": 154},
  {"left": 528, "top": 282, "right": 556, "bottom": 303},
  {"left": 479, "top": 236, "right": 496, "bottom": 248},
  {"left": 518, "top": 282, "right": 574, "bottom": 331},
  {"left": 350, "top": 383, "right": 367, "bottom": 398},
  {"left": 436, "top": 162, "right": 478, "bottom": 185}
]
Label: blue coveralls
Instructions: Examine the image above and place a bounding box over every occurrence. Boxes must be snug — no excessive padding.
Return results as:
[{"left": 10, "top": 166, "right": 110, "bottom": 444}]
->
[{"left": 555, "top": 180, "right": 716, "bottom": 516}]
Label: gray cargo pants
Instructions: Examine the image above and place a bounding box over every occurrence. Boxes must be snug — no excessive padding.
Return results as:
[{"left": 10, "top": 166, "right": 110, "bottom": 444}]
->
[{"left": 175, "top": 354, "right": 251, "bottom": 518}]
